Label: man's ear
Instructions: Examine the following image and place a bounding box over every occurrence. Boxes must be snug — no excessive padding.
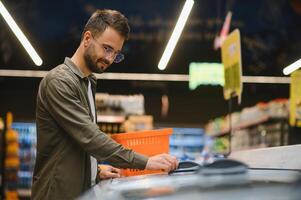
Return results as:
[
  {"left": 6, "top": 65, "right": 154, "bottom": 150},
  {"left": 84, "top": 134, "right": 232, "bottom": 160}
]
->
[{"left": 83, "top": 31, "right": 92, "bottom": 47}]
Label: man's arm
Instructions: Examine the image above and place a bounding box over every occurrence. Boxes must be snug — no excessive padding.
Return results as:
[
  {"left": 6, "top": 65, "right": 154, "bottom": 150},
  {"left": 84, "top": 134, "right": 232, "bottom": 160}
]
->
[{"left": 45, "top": 77, "right": 147, "bottom": 169}]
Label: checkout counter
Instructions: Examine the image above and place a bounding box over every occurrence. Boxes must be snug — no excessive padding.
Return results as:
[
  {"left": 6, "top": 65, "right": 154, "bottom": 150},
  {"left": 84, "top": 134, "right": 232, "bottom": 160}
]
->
[{"left": 77, "top": 145, "right": 301, "bottom": 200}]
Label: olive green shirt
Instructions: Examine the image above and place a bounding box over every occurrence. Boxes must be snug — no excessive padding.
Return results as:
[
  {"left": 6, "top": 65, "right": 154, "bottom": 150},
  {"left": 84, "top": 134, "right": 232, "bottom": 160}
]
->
[{"left": 32, "top": 57, "right": 148, "bottom": 200}]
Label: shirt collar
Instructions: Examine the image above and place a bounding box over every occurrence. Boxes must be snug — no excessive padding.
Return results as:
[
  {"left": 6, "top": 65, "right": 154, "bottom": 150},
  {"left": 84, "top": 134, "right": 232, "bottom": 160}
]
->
[
  {"left": 64, "top": 57, "right": 85, "bottom": 79},
  {"left": 64, "top": 57, "right": 97, "bottom": 83}
]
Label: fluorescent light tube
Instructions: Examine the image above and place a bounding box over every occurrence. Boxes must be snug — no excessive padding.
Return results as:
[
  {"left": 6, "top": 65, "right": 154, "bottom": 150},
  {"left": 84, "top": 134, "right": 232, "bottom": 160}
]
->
[
  {"left": 158, "top": 0, "right": 194, "bottom": 70},
  {"left": 0, "top": 1, "right": 43, "bottom": 66},
  {"left": 283, "top": 58, "right": 301, "bottom": 75}
]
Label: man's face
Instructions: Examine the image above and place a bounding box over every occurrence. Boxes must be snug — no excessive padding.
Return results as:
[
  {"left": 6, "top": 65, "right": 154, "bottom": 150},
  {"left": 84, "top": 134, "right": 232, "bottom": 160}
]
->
[{"left": 83, "top": 27, "right": 125, "bottom": 74}]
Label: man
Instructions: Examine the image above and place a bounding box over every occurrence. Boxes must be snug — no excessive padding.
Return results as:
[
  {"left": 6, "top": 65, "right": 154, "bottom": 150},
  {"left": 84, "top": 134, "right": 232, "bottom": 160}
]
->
[{"left": 32, "top": 9, "right": 178, "bottom": 200}]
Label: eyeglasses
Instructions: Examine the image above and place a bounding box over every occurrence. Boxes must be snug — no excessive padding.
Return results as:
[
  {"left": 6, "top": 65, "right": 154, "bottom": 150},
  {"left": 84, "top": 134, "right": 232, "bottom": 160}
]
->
[{"left": 91, "top": 36, "right": 124, "bottom": 63}]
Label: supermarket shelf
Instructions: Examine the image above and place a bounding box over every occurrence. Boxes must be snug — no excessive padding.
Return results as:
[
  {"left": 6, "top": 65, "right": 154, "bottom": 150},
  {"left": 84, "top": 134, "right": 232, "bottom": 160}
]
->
[
  {"left": 0, "top": 119, "right": 4, "bottom": 130},
  {"left": 208, "top": 115, "right": 270, "bottom": 137},
  {"left": 97, "top": 115, "right": 125, "bottom": 123},
  {"left": 18, "top": 189, "right": 31, "bottom": 197}
]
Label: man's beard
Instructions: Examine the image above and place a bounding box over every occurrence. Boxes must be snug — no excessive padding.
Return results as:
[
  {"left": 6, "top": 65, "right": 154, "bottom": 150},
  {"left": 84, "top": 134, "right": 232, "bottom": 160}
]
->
[{"left": 83, "top": 44, "right": 110, "bottom": 74}]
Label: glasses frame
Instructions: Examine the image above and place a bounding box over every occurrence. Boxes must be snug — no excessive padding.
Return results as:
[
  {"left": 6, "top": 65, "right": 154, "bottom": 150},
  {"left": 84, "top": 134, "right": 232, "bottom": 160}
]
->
[{"left": 91, "top": 36, "right": 124, "bottom": 63}]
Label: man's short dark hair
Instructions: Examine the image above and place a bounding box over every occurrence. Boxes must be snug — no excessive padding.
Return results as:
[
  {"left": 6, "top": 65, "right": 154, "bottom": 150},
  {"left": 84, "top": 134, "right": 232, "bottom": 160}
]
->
[{"left": 82, "top": 9, "right": 130, "bottom": 40}]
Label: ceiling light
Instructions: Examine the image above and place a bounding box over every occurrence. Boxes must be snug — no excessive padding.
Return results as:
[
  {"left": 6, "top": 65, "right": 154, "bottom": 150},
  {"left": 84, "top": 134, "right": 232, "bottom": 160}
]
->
[
  {"left": 283, "top": 58, "right": 301, "bottom": 75},
  {"left": 158, "top": 0, "right": 194, "bottom": 70},
  {"left": 0, "top": 0, "right": 42, "bottom": 66}
]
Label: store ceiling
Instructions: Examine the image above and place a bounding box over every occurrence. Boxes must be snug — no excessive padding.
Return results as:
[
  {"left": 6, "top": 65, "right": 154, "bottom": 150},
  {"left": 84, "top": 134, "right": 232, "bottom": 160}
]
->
[{"left": 1, "top": 0, "right": 301, "bottom": 76}]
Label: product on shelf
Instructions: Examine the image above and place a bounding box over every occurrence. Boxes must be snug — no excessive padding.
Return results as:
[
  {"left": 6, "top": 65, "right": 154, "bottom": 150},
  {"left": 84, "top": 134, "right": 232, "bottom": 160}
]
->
[
  {"left": 96, "top": 93, "right": 148, "bottom": 134},
  {"left": 169, "top": 128, "right": 205, "bottom": 161},
  {"left": 206, "top": 99, "right": 289, "bottom": 137},
  {"left": 212, "top": 136, "right": 229, "bottom": 154},
  {"left": 123, "top": 115, "right": 153, "bottom": 132},
  {"left": 205, "top": 99, "right": 289, "bottom": 153},
  {"left": 97, "top": 115, "right": 126, "bottom": 134},
  {"left": 95, "top": 93, "right": 145, "bottom": 116},
  {"left": 12, "top": 123, "right": 36, "bottom": 191},
  {"left": 0, "top": 117, "right": 3, "bottom": 130},
  {"left": 4, "top": 112, "right": 20, "bottom": 199}
]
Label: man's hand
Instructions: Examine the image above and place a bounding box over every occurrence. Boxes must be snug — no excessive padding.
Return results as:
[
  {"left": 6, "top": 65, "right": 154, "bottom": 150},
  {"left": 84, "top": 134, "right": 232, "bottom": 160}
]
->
[
  {"left": 98, "top": 164, "right": 121, "bottom": 179},
  {"left": 145, "top": 154, "right": 178, "bottom": 172}
]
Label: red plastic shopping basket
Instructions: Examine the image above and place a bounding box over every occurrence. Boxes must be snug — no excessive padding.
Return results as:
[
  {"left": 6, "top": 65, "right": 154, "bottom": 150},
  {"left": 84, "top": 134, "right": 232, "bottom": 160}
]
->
[{"left": 111, "top": 128, "right": 173, "bottom": 176}]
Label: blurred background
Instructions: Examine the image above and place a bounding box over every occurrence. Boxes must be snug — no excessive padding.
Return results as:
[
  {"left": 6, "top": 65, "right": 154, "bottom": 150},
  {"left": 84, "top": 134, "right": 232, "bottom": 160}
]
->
[
  {"left": 1, "top": 1, "right": 301, "bottom": 198},
  {"left": 1, "top": 0, "right": 301, "bottom": 125}
]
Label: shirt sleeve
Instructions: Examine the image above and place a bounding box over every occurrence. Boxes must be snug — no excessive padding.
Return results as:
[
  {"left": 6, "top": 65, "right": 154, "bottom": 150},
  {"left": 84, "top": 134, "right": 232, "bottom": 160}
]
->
[{"left": 45, "top": 77, "right": 148, "bottom": 169}]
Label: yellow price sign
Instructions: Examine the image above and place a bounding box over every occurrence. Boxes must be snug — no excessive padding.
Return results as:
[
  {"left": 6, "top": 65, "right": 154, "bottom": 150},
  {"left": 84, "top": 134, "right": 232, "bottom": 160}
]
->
[
  {"left": 290, "top": 69, "right": 301, "bottom": 127},
  {"left": 221, "top": 29, "right": 243, "bottom": 103}
]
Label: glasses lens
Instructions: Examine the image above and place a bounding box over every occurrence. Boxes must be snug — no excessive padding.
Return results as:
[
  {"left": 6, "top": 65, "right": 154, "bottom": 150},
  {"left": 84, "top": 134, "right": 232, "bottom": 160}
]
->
[{"left": 114, "top": 53, "right": 124, "bottom": 63}]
